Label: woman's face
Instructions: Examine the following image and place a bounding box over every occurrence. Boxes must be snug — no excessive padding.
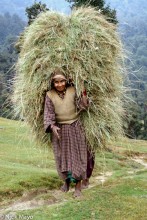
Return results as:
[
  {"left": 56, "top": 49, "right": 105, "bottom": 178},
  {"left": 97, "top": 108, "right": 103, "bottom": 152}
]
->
[{"left": 54, "top": 78, "right": 66, "bottom": 92}]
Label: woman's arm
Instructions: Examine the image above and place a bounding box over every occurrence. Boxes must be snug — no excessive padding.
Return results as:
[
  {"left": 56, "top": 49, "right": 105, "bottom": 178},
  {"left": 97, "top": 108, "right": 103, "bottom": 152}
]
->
[
  {"left": 44, "top": 94, "right": 56, "bottom": 133},
  {"left": 44, "top": 94, "right": 60, "bottom": 139}
]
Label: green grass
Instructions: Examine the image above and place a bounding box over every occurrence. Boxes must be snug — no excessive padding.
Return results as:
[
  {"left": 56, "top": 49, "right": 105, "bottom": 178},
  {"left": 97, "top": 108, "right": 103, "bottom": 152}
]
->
[
  {"left": 0, "top": 117, "right": 147, "bottom": 219},
  {"left": 0, "top": 117, "right": 62, "bottom": 203},
  {"left": 109, "top": 137, "right": 147, "bottom": 155},
  {"left": 15, "top": 175, "right": 147, "bottom": 220}
]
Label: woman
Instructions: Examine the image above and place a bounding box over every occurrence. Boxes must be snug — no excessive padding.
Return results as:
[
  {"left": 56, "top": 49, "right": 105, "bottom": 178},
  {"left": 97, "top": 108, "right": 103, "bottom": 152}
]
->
[{"left": 44, "top": 69, "right": 94, "bottom": 197}]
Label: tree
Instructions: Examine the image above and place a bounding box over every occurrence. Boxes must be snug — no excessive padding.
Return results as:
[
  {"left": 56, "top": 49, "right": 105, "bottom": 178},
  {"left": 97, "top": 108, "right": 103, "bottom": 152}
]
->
[
  {"left": 66, "top": 0, "right": 118, "bottom": 24},
  {"left": 25, "top": 1, "right": 49, "bottom": 25},
  {"left": 0, "top": 14, "right": 25, "bottom": 118}
]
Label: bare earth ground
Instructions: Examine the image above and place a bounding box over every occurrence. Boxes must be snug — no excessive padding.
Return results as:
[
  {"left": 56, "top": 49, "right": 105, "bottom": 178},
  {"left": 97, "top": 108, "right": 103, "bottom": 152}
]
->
[{"left": 0, "top": 156, "right": 146, "bottom": 214}]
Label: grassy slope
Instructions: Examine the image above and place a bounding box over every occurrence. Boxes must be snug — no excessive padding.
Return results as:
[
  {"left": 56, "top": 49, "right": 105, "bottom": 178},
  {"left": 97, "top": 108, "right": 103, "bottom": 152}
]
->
[
  {"left": 0, "top": 117, "right": 62, "bottom": 202},
  {"left": 0, "top": 117, "right": 147, "bottom": 219}
]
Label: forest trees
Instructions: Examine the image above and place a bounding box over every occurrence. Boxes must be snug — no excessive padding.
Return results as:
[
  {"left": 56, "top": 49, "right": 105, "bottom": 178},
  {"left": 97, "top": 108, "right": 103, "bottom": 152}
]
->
[
  {"left": 25, "top": 1, "right": 49, "bottom": 25},
  {"left": 66, "top": 0, "right": 118, "bottom": 24},
  {"left": 0, "top": 1, "right": 49, "bottom": 117},
  {"left": 0, "top": 13, "right": 26, "bottom": 117},
  {"left": 122, "top": 18, "right": 147, "bottom": 139}
]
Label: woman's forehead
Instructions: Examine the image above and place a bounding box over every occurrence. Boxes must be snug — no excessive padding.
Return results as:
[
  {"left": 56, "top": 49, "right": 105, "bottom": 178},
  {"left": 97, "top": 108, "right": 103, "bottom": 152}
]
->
[{"left": 54, "top": 78, "right": 66, "bottom": 82}]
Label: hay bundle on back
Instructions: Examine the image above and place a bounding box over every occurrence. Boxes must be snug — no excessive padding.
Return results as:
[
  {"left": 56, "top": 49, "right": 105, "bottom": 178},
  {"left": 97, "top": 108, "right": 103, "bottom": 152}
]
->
[{"left": 13, "top": 7, "right": 124, "bottom": 150}]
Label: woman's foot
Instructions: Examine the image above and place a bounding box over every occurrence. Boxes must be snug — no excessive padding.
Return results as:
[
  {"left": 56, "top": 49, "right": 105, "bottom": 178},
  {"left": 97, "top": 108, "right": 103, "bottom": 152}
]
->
[
  {"left": 74, "top": 181, "right": 82, "bottom": 197},
  {"left": 60, "top": 179, "right": 70, "bottom": 192},
  {"left": 81, "top": 178, "right": 89, "bottom": 189}
]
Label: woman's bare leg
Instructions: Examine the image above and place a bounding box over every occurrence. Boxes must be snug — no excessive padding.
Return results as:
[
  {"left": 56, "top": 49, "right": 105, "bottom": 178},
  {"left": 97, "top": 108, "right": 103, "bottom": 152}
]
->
[
  {"left": 74, "top": 180, "right": 82, "bottom": 197},
  {"left": 81, "top": 178, "right": 89, "bottom": 189},
  {"left": 60, "top": 179, "right": 70, "bottom": 192}
]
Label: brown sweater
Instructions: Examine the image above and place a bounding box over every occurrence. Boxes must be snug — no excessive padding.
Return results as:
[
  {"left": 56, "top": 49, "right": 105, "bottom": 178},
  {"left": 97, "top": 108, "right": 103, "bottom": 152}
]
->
[{"left": 47, "top": 87, "right": 79, "bottom": 124}]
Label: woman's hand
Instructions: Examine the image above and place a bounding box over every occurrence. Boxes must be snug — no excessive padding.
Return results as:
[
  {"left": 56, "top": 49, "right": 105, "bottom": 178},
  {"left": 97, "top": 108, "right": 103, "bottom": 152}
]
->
[
  {"left": 51, "top": 125, "right": 60, "bottom": 139},
  {"left": 81, "top": 80, "right": 89, "bottom": 107}
]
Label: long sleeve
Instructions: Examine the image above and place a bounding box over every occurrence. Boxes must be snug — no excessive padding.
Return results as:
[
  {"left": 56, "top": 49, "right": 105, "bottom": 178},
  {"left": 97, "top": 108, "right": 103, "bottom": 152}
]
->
[{"left": 44, "top": 94, "right": 56, "bottom": 133}]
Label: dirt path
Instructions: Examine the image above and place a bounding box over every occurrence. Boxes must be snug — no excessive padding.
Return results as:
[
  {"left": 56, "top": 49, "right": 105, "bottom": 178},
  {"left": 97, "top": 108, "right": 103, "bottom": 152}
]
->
[
  {"left": 0, "top": 157, "right": 146, "bottom": 214},
  {"left": 132, "top": 156, "right": 147, "bottom": 169},
  {"left": 0, "top": 172, "right": 113, "bottom": 213}
]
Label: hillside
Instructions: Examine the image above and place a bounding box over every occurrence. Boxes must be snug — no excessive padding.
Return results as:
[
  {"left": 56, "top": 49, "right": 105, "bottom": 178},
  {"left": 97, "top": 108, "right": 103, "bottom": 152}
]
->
[
  {"left": 106, "top": 0, "right": 147, "bottom": 21},
  {"left": 0, "top": 117, "right": 147, "bottom": 219}
]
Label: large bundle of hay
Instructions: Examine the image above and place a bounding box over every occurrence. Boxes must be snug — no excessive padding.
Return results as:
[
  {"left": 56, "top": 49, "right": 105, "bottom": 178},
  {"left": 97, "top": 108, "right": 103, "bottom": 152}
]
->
[{"left": 13, "top": 7, "right": 125, "bottom": 150}]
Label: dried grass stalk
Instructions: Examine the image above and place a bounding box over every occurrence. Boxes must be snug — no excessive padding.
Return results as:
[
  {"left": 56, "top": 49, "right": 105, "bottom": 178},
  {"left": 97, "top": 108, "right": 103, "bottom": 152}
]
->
[{"left": 12, "top": 7, "right": 125, "bottom": 150}]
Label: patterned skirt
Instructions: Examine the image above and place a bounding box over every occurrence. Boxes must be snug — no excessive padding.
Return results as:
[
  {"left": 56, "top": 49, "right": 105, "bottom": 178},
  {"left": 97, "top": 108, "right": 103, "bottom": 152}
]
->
[{"left": 51, "top": 120, "right": 92, "bottom": 181}]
